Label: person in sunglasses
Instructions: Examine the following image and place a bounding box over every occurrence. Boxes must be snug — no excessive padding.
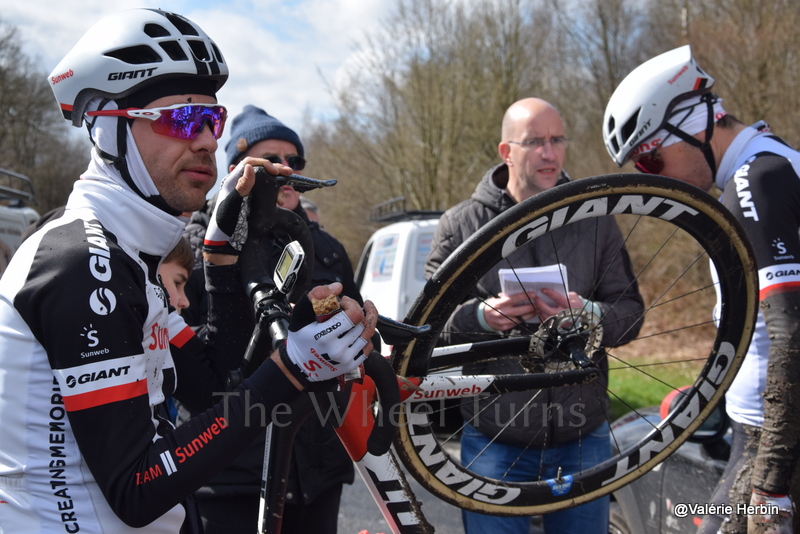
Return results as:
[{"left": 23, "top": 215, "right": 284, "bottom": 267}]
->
[
  {"left": 603, "top": 45, "right": 800, "bottom": 534},
  {"left": 178, "top": 105, "right": 363, "bottom": 534},
  {"left": 0, "top": 8, "right": 377, "bottom": 534},
  {"left": 426, "top": 97, "right": 644, "bottom": 534}
]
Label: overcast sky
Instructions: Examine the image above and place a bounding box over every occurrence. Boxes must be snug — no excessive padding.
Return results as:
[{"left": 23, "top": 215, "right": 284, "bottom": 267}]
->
[{"left": 2, "top": 0, "right": 391, "bottom": 178}]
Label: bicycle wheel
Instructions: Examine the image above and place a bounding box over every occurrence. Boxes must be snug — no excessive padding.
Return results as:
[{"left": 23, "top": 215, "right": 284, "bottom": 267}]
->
[{"left": 391, "top": 173, "right": 757, "bottom": 515}]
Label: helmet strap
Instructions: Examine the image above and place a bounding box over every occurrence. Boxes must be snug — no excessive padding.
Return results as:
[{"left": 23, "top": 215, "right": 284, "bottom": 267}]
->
[{"left": 663, "top": 93, "right": 718, "bottom": 176}]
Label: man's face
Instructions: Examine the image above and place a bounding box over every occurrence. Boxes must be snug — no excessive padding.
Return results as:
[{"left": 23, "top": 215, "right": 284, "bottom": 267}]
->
[
  {"left": 243, "top": 138, "right": 302, "bottom": 210},
  {"left": 130, "top": 94, "right": 219, "bottom": 213},
  {"left": 630, "top": 139, "right": 715, "bottom": 192},
  {"left": 500, "top": 107, "right": 567, "bottom": 200}
]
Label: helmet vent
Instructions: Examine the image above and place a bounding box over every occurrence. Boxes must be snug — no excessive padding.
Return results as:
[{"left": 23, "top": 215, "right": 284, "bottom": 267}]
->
[
  {"left": 105, "top": 45, "right": 163, "bottom": 65},
  {"left": 144, "top": 23, "right": 170, "bottom": 38},
  {"left": 164, "top": 12, "right": 199, "bottom": 36},
  {"left": 159, "top": 41, "right": 189, "bottom": 62},
  {"left": 187, "top": 40, "right": 211, "bottom": 62},
  {"left": 211, "top": 43, "right": 224, "bottom": 64},
  {"left": 620, "top": 109, "right": 641, "bottom": 146}
]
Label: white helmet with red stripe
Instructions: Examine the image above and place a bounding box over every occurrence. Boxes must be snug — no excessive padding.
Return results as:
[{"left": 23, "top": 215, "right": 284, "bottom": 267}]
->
[
  {"left": 603, "top": 45, "right": 714, "bottom": 166},
  {"left": 48, "top": 8, "right": 228, "bottom": 127}
]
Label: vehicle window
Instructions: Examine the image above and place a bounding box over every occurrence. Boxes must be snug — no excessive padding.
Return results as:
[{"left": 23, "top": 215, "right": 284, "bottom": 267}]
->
[
  {"left": 354, "top": 241, "right": 372, "bottom": 287},
  {"left": 414, "top": 232, "right": 434, "bottom": 281},
  {"left": 371, "top": 233, "right": 399, "bottom": 281}
]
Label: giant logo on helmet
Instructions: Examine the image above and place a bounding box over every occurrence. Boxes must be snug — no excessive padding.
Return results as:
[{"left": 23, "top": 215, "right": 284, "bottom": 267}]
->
[{"left": 108, "top": 67, "right": 158, "bottom": 81}]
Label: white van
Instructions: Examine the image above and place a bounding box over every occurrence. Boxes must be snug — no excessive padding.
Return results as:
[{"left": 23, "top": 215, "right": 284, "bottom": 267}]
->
[
  {"left": 354, "top": 199, "right": 441, "bottom": 354},
  {"left": 0, "top": 168, "right": 39, "bottom": 275}
]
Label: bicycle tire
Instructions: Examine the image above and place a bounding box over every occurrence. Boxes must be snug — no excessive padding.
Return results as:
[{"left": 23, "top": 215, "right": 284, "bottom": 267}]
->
[{"left": 391, "top": 173, "right": 757, "bottom": 515}]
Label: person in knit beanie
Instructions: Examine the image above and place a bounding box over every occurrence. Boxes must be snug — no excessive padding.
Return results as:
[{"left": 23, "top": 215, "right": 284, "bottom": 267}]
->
[
  {"left": 226, "top": 105, "right": 305, "bottom": 169},
  {"left": 181, "top": 106, "right": 362, "bottom": 534}
]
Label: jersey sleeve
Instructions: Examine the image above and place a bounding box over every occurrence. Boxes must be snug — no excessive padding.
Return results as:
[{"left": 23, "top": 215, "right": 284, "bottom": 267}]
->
[
  {"left": 169, "top": 262, "right": 256, "bottom": 412},
  {"left": 721, "top": 152, "right": 800, "bottom": 493},
  {"left": 720, "top": 153, "right": 800, "bottom": 299}
]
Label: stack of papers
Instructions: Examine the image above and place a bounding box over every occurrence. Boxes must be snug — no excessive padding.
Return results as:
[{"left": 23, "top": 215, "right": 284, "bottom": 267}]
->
[{"left": 498, "top": 264, "right": 569, "bottom": 308}]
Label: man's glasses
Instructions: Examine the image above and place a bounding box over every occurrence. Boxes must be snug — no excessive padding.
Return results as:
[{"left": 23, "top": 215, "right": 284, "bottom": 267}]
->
[
  {"left": 633, "top": 148, "right": 665, "bottom": 175},
  {"left": 508, "top": 136, "right": 571, "bottom": 150},
  {"left": 86, "top": 103, "right": 227, "bottom": 140},
  {"left": 631, "top": 130, "right": 674, "bottom": 175},
  {"left": 263, "top": 155, "right": 306, "bottom": 171}
]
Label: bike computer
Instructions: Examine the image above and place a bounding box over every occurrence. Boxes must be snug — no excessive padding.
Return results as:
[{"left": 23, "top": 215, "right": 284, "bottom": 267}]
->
[{"left": 274, "top": 241, "right": 305, "bottom": 295}]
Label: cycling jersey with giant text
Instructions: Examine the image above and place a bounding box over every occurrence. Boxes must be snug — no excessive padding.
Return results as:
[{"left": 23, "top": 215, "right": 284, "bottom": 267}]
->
[
  {"left": 0, "top": 176, "right": 298, "bottom": 532},
  {"left": 716, "top": 124, "right": 800, "bottom": 427}
]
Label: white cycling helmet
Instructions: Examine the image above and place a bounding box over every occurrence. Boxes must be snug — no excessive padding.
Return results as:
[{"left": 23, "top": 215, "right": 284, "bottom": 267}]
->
[
  {"left": 603, "top": 45, "right": 714, "bottom": 166},
  {"left": 48, "top": 8, "right": 228, "bottom": 127}
]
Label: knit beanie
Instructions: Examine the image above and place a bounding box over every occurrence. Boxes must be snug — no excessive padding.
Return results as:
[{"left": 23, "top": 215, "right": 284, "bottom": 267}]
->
[{"left": 225, "top": 105, "right": 304, "bottom": 166}]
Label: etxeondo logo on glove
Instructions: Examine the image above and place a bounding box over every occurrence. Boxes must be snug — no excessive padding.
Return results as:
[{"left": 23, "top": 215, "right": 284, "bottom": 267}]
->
[{"left": 314, "top": 321, "right": 342, "bottom": 340}]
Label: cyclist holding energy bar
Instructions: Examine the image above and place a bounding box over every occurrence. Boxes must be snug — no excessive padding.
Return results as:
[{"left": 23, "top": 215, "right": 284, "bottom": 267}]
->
[{"left": 0, "top": 8, "right": 376, "bottom": 533}]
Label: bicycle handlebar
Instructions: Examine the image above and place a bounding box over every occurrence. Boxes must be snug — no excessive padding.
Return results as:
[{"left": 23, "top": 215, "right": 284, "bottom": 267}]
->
[
  {"left": 362, "top": 352, "right": 400, "bottom": 456},
  {"left": 236, "top": 167, "right": 405, "bottom": 442},
  {"left": 239, "top": 167, "right": 317, "bottom": 303}
]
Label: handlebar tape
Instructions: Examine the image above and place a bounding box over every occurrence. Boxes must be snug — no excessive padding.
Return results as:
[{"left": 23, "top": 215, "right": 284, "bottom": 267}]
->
[{"left": 363, "top": 351, "right": 401, "bottom": 456}]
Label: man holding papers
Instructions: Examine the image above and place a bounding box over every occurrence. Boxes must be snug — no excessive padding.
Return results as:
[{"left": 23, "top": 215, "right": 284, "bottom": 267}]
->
[{"left": 426, "top": 98, "right": 645, "bottom": 534}]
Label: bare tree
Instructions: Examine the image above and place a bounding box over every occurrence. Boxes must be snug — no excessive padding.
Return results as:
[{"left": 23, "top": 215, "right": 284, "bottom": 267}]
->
[
  {"left": 322, "top": 0, "right": 556, "bottom": 211},
  {"left": 304, "top": 0, "right": 800, "bottom": 262},
  {"left": 549, "top": 0, "right": 671, "bottom": 178},
  {"left": 681, "top": 0, "right": 800, "bottom": 144},
  {"left": 0, "top": 18, "right": 88, "bottom": 213}
]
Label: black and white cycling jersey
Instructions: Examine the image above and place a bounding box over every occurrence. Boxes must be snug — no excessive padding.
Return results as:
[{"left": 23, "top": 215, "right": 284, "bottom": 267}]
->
[
  {"left": 715, "top": 122, "right": 800, "bottom": 427},
  {"left": 0, "top": 174, "right": 298, "bottom": 532}
]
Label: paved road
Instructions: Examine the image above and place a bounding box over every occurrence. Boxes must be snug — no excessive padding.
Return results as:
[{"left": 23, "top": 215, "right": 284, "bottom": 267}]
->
[
  {"left": 337, "top": 465, "right": 463, "bottom": 534},
  {"left": 336, "top": 459, "right": 544, "bottom": 534}
]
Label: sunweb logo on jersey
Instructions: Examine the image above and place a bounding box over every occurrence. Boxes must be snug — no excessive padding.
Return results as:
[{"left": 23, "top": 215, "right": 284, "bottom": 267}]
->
[{"left": 90, "top": 288, "right": 117, "bottom": 315}]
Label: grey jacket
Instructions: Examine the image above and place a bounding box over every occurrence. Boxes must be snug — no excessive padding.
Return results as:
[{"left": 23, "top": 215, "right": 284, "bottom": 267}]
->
[{"left": 426, "top": 164, "right": 644, "bottom": 447}]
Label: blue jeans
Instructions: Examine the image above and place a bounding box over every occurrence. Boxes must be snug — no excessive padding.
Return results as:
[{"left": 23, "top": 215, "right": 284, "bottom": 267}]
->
[{"left": 460, "top": 421, "right": 610, "bottom": 534}]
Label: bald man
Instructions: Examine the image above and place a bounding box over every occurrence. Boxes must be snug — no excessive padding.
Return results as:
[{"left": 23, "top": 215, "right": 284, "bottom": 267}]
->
[{"left": 425, "top": 98, "right": 644, "bottom": 534}]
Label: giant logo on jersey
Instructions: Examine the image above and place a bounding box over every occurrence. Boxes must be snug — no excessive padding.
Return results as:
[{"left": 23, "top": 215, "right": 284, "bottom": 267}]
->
[
  {"left": 760, "top": 263, "right": 800, "bottom": 299},
  {"left": 65, "top": 365, "right": 131, "bottom": 388},
  {"left": 89, "top": 288, "right": 116, "bottom": 315},
  {"left": 55, "top": 355, "right": 147, "bottom": 411},
  {"left": 733, "top": 162, "right": 760, "bottom": 221},
  {"left": 84, "top": 220, "right": 117, "bottom": 315}
]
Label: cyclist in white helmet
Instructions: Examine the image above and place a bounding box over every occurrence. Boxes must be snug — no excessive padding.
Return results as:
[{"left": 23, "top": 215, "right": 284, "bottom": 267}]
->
[
  {"left": 0, "top": 9, "right": 376, "bottom": 533},
  {"left": 604, "top": 45, "right": 800, "bottom": 534}
]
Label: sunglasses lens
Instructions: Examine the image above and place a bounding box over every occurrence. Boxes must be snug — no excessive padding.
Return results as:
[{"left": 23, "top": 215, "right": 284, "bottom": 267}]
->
[
  {"left": 287, "top": 156, "right": 305, "bottom": 171},
  {"left": 264, "top": 156, "right": 305, "bottom": 171},
  {"left": 150, "top": 106, "right": 226, "bottom": 140},
  {"left": 634, "top": 152, "right": 664, "bottom": 175}
]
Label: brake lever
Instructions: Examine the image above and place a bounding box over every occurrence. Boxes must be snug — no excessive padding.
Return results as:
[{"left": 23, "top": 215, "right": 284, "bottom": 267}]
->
[
  {"left": 376, "top": 315, "right": 432, "bottom": 346},
  {"left": 275, "top": 173, "right": 337, "bottom": 193}
]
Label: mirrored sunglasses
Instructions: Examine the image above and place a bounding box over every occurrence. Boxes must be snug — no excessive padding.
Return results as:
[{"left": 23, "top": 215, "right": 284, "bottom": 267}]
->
[{"left": 86, "top": 103, "right": 227, "bottom": 140}]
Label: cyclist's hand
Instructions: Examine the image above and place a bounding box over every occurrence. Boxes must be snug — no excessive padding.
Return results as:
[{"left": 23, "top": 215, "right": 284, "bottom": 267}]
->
[
  {"left": 203, "top": 159, "right": 293, "bottom": 260},
  {"left": 279, "top": 283, "right": 377, "bottom": 389},
  {"left": 483, "top": 292, "right": 537, "bottom": 331}
]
